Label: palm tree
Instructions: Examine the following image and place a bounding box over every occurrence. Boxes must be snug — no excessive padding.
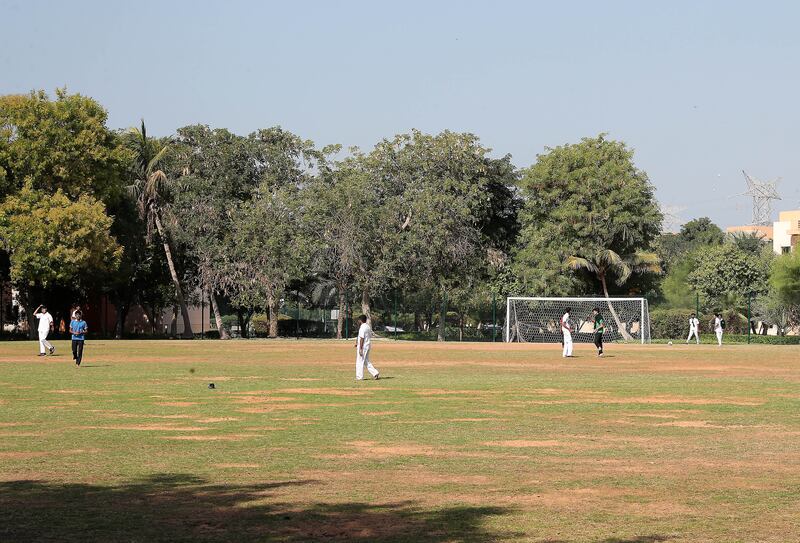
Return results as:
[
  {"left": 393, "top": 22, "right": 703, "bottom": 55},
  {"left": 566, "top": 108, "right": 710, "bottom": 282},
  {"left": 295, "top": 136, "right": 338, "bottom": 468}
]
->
[
  {"left": 128, "top": 120, "right": 193, "bottom": 339},
  {"left": 566, "top": 249, "right": 661, "bottom": 341}
]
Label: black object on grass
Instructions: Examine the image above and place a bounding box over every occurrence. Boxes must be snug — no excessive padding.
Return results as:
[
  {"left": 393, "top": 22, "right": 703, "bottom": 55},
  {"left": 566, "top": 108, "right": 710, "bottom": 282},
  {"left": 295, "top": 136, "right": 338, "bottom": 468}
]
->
[{"left": 208, "top": 383, "right": 215, "bottom": 389}]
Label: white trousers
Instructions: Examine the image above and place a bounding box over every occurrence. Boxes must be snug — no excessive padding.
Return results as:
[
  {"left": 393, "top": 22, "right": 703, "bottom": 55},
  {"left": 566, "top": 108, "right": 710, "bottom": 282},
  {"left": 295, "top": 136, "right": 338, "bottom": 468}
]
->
[
  {"left": 562, "top": 331, "right": 573, "bottom": 357},
  {"left": 356, "top": 347, "right": 379, "bottom": 379},
  {"left": 686, "top": 329, "right": 699, "bottom": 344},
  {"left": 715, "top": 330, "right": 723, "bottom": 346},
  {"left": 38, "top": 330, "right": 53, "bottom": 354}
]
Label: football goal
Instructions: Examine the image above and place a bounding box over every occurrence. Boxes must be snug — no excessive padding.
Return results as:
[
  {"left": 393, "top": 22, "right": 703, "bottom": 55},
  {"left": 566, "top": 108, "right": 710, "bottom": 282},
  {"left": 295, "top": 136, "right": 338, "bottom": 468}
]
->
[{"left": 505, "top": 297, "right": 651, "bottom": 344}]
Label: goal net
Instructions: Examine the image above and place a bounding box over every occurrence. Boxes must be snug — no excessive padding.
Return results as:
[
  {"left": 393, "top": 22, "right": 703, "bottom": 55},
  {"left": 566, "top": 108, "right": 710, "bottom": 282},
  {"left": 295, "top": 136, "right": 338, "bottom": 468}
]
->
[{"left": 506, "top": 297, "right": 651, "bottom": 344}]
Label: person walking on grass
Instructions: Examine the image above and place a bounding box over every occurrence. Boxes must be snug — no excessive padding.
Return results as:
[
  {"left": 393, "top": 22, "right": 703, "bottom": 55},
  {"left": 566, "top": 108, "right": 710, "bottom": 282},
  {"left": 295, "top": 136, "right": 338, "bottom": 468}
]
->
[
  {"left": 714, "top": 312, "right": 724, "bottom": 346},
  {"left": 592, "top": 307, "right": 605, "bottom": 357},
  {"left": 686, "top": 313, "right": 700, "bottom": 344},
  {"left": 355, "top": 314, "right": 380, "bottom": 380},
  {"left": 69, "top": 310, "right": 88, "bottom": 366},
  {"left": 560, "top": 307, "right": 573, "bottom": 358},
  {"left": 34, "top": 304, "right": 55, "bottom": 357}
]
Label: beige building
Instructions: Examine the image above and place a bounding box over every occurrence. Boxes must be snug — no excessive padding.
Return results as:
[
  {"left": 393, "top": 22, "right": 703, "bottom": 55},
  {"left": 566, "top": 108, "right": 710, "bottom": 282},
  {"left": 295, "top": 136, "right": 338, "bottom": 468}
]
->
[
  {"left": 725, "top": 224, "right": 774, "bottom": 240},
  {"left": 773, "top": 209, "right": 800, "bottom": 254}
]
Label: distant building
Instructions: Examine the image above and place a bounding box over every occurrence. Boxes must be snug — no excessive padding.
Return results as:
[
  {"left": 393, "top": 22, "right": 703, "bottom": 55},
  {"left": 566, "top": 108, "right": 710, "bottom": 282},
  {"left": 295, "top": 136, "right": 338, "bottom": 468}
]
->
[
  {"left": 725, "top": 225, "right": 774, "bottom": 241},
  {"left": 773, "top": 209, "right": 800, "bottom": 254}
]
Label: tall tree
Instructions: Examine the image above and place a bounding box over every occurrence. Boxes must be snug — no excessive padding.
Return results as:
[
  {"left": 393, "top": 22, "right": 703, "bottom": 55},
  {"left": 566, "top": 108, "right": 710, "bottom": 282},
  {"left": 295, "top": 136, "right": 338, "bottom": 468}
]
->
[
  {"left": 0, "top": 188, "right": 122, "bottom": 336},
  {"left": 363, "top": 130, "right": 509, "bottom": 340},
  {"left": 168, "top": 125, "right": 265, "bottom": 339},
  {"left": 0, "top": 89, "right": 125, "bottom": 201},
  {"left": 515, "top": 135, "right": 663, "bottom": 339},
  {"left": 688, "top": 244, "right": 769, "bottom": 311},
  {"left": 126, "top": 121, "right": 193, "bottom": 338}
]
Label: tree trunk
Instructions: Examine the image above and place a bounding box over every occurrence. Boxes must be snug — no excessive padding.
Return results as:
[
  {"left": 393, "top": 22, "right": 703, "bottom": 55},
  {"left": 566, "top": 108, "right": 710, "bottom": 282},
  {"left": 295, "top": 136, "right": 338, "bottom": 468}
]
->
[
  {"left": 268, "top": 292, "right": 279, "bottom": 338},
  {"left": 361, "top": 289, "right": 371, "bottom": 325},
  {"left": 437, "top": 292, "right": 447, "bottom": 342},
  {"left": 336, "top": 290, "right": 345, "bottom": 340},
  {"left": 209, "top": 290, "right": 229, "bottom": 339},
  {"left": 114, "top": 302, "right": 130, "bottom": 339},
  {"left": 170, "top": 305, "right": 178, "bottom": 337},
  {"left": 599, "top": 272, "right": 633, "bottom": 341},
  {"left": 414, "top": 312, "right": 421, "bottom": 332},
  {"left": 458, "top": 311, "right": 464, "bottom": 341},
  {"left": 154, "top": 213, "right": 193, "bottom": 339},
  {"left": 236, "top": 309, "right": 246, "bottom": 338}
]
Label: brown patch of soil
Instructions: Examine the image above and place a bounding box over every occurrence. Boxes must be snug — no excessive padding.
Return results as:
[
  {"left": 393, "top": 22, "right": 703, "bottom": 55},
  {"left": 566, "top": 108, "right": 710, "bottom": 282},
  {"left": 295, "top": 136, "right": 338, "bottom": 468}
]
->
[
  {"left": 232, "top": 396, "right": 300, "bottom": 404},
  {"left": 361, "top": 411, "right": 400, "bottom": 416},
  {"left": 280, "top": 378, "right": 322, "bottom": 382},
  {"left": 0, "top": 422, "right": 33, "bottom": 428},
  {"left": 413, "top": 389, "right": 500, "bottom": 396},
  {"left": 213, "top": 463, "right": 260, "bottom": 468},
  {"left": 154, "top": 401, "right": 198, "bottom": 407},
  {"left": 0, "top": 451, "right": 48, "bottom": 459},
  {"left": 277, "top": 388, "right": 372, "bottom": 396},
  {"left": 484, "top": 440, "right": 563, "bottom": 448},
  {"left": 449, "top": 418, "right": 507, "bottom": 422},
  {"left": 162, "top": 434, "right": 259, "bottom": 441},
  {"left": 195, "top": 417, "right": 239, "bottom": 423},
  {"left": 76, "top": 424, "right": 210, "bottom": 431},
  {"left": 0, "top": 432, "right": 44, "bottom": 437}
]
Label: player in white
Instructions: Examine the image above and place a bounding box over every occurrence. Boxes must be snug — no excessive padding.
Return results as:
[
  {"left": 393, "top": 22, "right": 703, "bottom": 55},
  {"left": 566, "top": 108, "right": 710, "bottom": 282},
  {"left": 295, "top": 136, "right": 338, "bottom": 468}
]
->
[
  {"left": 355, "top": 314, "right": 380, "bottom": 380},
  {"left": 560, "top": 307, "right": 573, "bottom": 358},
  {"left": 686, "top": 313, "right": 700, "bottom": 344},
  {"left": 34, "top": 304, "right": 55, "bottom": 356},
  {"left": 713, "top": 313, "right": 724, "bottom": 346}
]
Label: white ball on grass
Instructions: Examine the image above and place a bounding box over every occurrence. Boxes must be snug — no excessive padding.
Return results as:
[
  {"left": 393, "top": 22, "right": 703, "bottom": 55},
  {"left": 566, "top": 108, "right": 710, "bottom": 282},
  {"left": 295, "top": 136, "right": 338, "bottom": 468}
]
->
[{"left": 668, "top": 341, "right": 673, "bottom": 345}]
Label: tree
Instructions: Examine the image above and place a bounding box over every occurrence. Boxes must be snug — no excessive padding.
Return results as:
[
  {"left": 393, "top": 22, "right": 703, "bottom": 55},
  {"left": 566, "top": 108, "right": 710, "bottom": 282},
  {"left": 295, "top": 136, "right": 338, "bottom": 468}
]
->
[
  {"left": 770, "top": 251, "right": 800, "bottom": 307},
  {"left": 307, "top": 156, "right": 366, "bottom": 339},
  {"left": 227, "top": 183, "right": 310, "bottom": 337},
  {"left": 729, "top": 231, "right": 770, "bottom": 255},
  {"left": 688, "top": 244, "right": 769, "bottom": 311},
  {"left": 168, "top": 125, "right": 266, "bottom": 340},
  {"left": 678, "top": 217, "right": 724, "bottom": 247},
  {"left": 0, "top": 89, "right": 125, "bottom": 201},
  {"left": 363, "top": 130, "right": 511, "bottom": 340},
  {"left": 0, "top": 188, "right": 122, "bottom": 335},
  {"left": 126, "top": 121, "right": 193, "bottom": 338},
  {"left": 515, "top": 135, "right": 663, "bottom": 339}
]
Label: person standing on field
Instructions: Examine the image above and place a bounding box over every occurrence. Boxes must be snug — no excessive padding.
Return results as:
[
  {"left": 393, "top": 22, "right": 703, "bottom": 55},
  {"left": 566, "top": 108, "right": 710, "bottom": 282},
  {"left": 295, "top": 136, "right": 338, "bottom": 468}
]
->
[
  {"left": 714, "top": 313, "right": 724, "bottom": 346},
  {"left": 34, "top": 304, "right": 55, "bottom": 356},
  {"left": 70, "top": 310, "right": 88, "bottom": 366},
  {"left": 560, "top": 307, "right": 573, "bottom": 358},
  {"left": 355, "top": 315, "right": 380, "bottom": 380},
  {"left": 686, "top": 313, "right": 700, "bottom": 344},
  {"left": 592, "top": 307, "right": 605, "bottom": 357}
]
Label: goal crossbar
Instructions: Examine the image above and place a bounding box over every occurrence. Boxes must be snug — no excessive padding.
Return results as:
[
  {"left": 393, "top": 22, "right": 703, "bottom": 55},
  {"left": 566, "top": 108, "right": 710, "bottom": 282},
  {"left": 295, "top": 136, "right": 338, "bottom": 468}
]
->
[{"left": 505, "top": 296, "right": 650, "bottom": 344}]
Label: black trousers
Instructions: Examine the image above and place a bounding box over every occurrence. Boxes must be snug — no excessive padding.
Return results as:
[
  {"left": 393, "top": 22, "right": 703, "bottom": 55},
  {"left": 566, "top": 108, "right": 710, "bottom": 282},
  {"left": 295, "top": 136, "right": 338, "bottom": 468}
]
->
[
  {"left": 593, "top": 332, "right": 603, "bottom": 353},
  {"left": 72, "top": 340, "right": 85, "bottom": 364}
]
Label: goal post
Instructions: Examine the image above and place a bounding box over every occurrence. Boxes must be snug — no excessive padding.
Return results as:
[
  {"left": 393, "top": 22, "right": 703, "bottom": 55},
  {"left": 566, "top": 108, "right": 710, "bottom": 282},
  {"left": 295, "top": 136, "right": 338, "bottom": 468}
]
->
[{"left": 505, "top": 297, "right": 651, "bottom": 344}]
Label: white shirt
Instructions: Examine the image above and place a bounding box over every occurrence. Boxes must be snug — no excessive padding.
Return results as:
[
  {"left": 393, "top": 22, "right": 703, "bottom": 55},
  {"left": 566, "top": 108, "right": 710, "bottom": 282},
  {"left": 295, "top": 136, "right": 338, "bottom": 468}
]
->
[
  {"left": 358, "top": 322, "right": 372, "bottom": 350},
  {"left": 714, "top": 317, "right": 722, "bottom": 333},
  {"left": 560, "top": 313, "right": 571, "bottom": 333},
  {"left": 36, "top": 312, "right": 53, "bottom": 333},
  {"left": 689, "top": 317, "right": 699, "bottom": 331}
]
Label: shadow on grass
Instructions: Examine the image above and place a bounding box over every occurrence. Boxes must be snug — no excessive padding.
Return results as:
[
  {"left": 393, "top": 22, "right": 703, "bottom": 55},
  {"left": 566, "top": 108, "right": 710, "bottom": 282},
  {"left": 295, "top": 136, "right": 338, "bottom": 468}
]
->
[
  {"left": 541, "top": 536, "right": 674, "bottom": 543},
  {"left": 0, "top": 474, "right": 513, "bottom": 542}
]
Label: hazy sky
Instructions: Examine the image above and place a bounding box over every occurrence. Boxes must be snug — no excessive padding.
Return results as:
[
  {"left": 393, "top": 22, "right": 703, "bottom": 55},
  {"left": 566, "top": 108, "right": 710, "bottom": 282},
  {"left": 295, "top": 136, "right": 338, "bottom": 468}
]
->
[{"left": 2, "top": 0, "right": 799, "bottom": 230}]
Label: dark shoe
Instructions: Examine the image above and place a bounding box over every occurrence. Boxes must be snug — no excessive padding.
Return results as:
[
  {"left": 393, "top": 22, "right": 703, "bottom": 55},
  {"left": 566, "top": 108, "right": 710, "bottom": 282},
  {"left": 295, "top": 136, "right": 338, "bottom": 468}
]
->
[
  {"left": 49, "top": 346, "right": 55, "bottom": 355},
  {"left": 38, "top": 353, "right": 46, "bottom": 357},
  {"left": 374, "top": 373, "right": 380, "bottom": 380}
]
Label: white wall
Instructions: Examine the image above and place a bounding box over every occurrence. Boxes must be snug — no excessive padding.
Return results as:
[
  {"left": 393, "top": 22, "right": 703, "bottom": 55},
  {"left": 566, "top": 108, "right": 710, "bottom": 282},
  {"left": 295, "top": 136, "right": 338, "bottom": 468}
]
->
[{"left": 773, "top": 221, "right": 792, "bottom": 254}]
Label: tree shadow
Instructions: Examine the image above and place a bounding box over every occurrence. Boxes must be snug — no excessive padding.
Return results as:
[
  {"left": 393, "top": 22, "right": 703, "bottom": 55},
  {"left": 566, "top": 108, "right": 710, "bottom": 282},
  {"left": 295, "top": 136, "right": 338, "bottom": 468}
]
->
[{"left": 0, "top": 474, "right": 514, "bottom": 542}]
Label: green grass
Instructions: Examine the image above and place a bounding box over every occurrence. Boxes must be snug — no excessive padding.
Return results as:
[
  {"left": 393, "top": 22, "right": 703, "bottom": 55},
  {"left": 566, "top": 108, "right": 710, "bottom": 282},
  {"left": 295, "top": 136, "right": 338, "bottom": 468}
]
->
[{"left": 1, "top": 339, "right": 799, "bottom": 542}]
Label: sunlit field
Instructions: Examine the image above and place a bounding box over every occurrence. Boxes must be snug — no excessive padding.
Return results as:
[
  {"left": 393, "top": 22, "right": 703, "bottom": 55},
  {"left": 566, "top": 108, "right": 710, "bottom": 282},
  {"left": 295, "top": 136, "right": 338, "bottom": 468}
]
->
[{"left": 1, "top": 339, "right": 799, "bottom": 542}]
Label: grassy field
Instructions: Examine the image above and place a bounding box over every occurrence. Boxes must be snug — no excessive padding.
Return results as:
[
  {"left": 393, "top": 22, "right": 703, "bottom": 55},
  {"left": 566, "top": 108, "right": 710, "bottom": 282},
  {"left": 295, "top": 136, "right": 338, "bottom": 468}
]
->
[{"left": 1, "top": 339, "right": 799, "bottom": 542}]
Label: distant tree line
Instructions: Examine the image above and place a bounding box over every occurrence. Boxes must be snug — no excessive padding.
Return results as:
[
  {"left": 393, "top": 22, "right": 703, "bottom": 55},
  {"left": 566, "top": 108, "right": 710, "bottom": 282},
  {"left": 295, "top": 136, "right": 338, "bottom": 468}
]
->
[{"left": 0, "top": 89, "right": 797, "bottom": 339}]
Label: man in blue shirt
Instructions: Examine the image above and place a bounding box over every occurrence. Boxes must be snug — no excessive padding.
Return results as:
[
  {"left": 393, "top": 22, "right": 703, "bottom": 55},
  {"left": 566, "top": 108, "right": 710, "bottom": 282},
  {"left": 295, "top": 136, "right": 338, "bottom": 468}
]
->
[{"left": 69, "top": 310, "right": 88, "bottom": 367}]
